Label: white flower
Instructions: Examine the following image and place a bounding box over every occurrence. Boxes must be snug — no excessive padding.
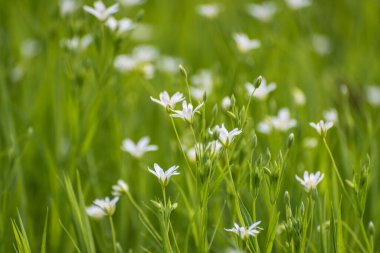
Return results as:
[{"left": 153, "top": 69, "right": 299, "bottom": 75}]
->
[
  {"left": 271, "top": 108, "right": 297, "bottom": 132},
  {"left": 112, "top": 179, "right": 129, "bottom": 196},
  {"left": 285, "top": 0, "right": 311, "bottom": 10},
  {"left": 206, "top": 140, "right": 222, "bottom": 156},
  {"left": 61, "top": 34, "right": 93, "bottom": 52},
  {"left": 21, "top": 39, "right": 41, "bottom": 59},
  {"left": 118, "top": 0, "right": 144, "bottom": 7},
  {"left": 60, "top": 0, "right": 79, "bottom": 16},
  {"left": 225, "top": 221, "right": 263, "bottom": 240},
  {"left": 190, "top": 70, "right": 214, "bottom": 101},
  {"left": 246, "top": 2, "right": 277, "bottom": 22},
  {"left": 187, "top": 147, "right": 197, "bottom": 163},
  {"left": 221, "top": 96, "right": 232, "bottom": 110},
  {"left": 114, "top": 55, "right": 136, "bottom": 72},
  {"left": 196, "top": 4, "right": 221, "bottom": 19},
  {"left": 309, "top": 120, "right": 334, "bottom": 137},
  {"left": 87, "top": 197, "right": 119, "bottom": 218},
  {"left": 312, "top": 34, "right": 331, "bottom": 55},
  {"left": 171, "top": 101, "right": 204, "bottom": 124},
  {"left": 106, "top": 17, "right": 134, "bottom": 36},
  {"left": 296, "top": 171, "right": 324, "bottom": 192},
  {"left": 233, "top": 33, "right": 260, "bottom": 53},
  {"left": 121, "top": 136, "right": 158, "bottom": 158},
  {"left": 210, "top": 124, "right": 242, "bottom": 147},
  {"left": 148, "top": 163, "right": 180, "bottom": 186},
  {"left": 323, "top": 108, "right": 338, "bottom": 123},
  {"left": 257, "top": 118, "right": 273, "bottom": 134},
  {"left": 245, "top": 78, "right": 276, "bottom": 100},
  {"left": 150, "top": 91, "right": 185, "bottom": 110},
  {"left": 157, "top": 56, "right": 182, "bottom": 74},
  {"left": 292, "top": 87, "right": 306, "bottom": 106},
  {"left": 83, "top": 1, "right": 119, "bottom": 21},
  {"left": 365, "top": 85, "right": 380, "bottom": 107}
]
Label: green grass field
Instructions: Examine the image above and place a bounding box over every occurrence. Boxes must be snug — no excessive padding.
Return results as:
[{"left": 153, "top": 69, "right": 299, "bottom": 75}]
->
[{"left": 1, "top": 0, "right": 380, "bottom": 252}]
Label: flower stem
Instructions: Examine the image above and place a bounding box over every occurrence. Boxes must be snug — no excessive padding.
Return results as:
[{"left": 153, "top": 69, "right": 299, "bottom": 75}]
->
[{"left": 108, "top": 216, "right": 117, "bottom": 253}]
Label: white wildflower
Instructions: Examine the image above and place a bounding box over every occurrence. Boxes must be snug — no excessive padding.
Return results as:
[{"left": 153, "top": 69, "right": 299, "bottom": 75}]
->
[
  {"left": 312, "top": 34, "right": 331, "bottom": 55},
  {"left": 245, "top": 78, "right": 276, "bottom": 100},
  {"left": 61, "top": 34, "right": 93, "bottom": 52},
  {"left": 86, "top": 205, "right": 106, "bottom": 219},
  {"left": 118, "top": 0, "right": 144, "bottom": 7},
  {"left": 323, "top": 108, "right": 338, "bottom": 123},
  {"left": 148, "top": 163, "right": 180, "bottom": 186},
  {"left": 309, "top": 120, "right": 333, "bottom": 137},
  {"left": 121, "top": 136, "right": 158, "bottom": 158},
  {"left": 292, "top": 87, "right": 306, "bottom": 106},
  {"left": 114, "top": 55, "right": 136, "bottom": 72},
  {"left": 285, "top": 0, "right": 311, "bottom": 10},
  {"left": 221, "top": 96, "right": 232, "bottom": 110},
  {"left": 271, "top": 108, "right": 297, "bottom": 132},
  {"left": 190, "top": 70, "right": 214, "bottom": 101},
  {"left": 83, "top": 1, "right": 119, "bottom": 21},
  {"left": 233, "top": 33, "right": 260, "bottom": 53},
  {"left": 196, "top": 4, "right": 221, "bottom": 19},
  {"left": 151, "top": 91, "right": 185, "bottom": 110},
  {"left": 246, "top": 2, "right": 277, "bottom": 22},
  {"left": 60, "top": 0, "right": 79, "bottom": 16},
  {"left": 210, "top": 124, "right": 242, "bottom": 147},
  {"left": 365, "top": 85, "right": 380, "bottom": 107},
  {"left": 106, "top": 17, "right": 134, "bottom": 36},
  {"left": 206, "top": 140, "right": 223, "bottom": 156},
  {"left": 87, "top": 197, "right": 119, "bottom": 218},
  {"left": 112, "top": 179, "right": 129, "bottom": 196},
  {"left": 296, "top": 171, "right": 324, "bottom": 192},
  {"left": 225, "top": 221, "right": 263, "bottom": 240},
  {"left": 171, "top": 101, "right": 204, "bottom": 124}
]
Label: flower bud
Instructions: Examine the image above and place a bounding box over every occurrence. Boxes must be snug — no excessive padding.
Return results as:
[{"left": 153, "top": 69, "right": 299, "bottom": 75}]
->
[
  {"left": 179, "top": 64, "right": 187, "bottom": 78},
  {"left": 368, "top": 221, "right": 375, "bottom": 236},
  {"left": 287, "top": 133, "right": 294, "bottom": 149},
  {"left": 254, "top": 75, "right": 263, "bottom": 89}
]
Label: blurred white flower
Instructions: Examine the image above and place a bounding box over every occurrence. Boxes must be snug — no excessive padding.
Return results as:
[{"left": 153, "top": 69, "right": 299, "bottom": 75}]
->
[
  {"left": 246, "top": 2, "right": 277, "bottom": 22},
  {"left": 245, "top": 78, "right": 276, "bottom": 100},
  {"left": 272, "top": 108, "right": 297, "bottom": 132},
  {"left": 302, "top": 137, "right": 318, "bottom": 149},
  {"left": 87, "top": 197, "right": 119, "bottom": 218},
  {"left": 285, "top": 0, "right": 311, "bottom": 10},
  {"left": 10, "top": 65, "right": 24, "bottom": 83},
  {"left": 187, "top": 147, "right": 197, "bottom": 163},
  {"left": 106, "top": 17, "right": 134, "bottom": 36},
  {"left": 323, "top": 108, "right": 338, "bottom": 123},
  {"left": 112, "top": 179, "right": 129, "bottom": 196},
  {"left": 142, "top": 63, "right": 155, "bottom": 79},
  {"left": 206, "top": 140, "right": 223, "bottom": 156},
  {"left": 118, "top": 0, "right": 144, "bottom": 7},
  {"left": 191, "top": 70, "right": 214, "bottom": 101},
  {"left": 132, "top": 45, "right": 159, "bottom": 63},
  {"left": 233, "top": 33, "right": 260, "bottom": 53},
  {"left": 83, "top": 1, "right": 119, "bottom": 21},
  {"left": 61, "top": 34, "right": 93, "bottom": 52},
  {"left": 292, "top": 87, "right": 306, "bottom": 106},
  {"left": 150, "top": 91, "right": 185, "bottom": 110},
  {"left": 210, "top": 124, "right": 242, "bottom": 147},
  {"left": 171, "top": 101, "right": 204, "bottom": 124},
  {"left": 157, "top": 56, "right": 182, "bottom": 74},
  {"left": 221, "top": 96, "right": 232, "bottom": 110},
  {"left": 225, "top": 221, "right": 263, "bottom": 240},
  {"left": 60, "top": 0, "right": 79, "bottom": 16},
  {"left": 257, "top": 118, "right": 272, "bottom": 134},
  {"left": 196, "top": 4, "right": 221, "bottom": 19},
  {"left": 309, "top": 120, "right": 333, "bottom": 137},
  {"left": 312, "top": 34, "right": 331, "bottom": 55},
  {"left": 365, "top": 85, "right": 380, "bottom": 107},
  {"left": 296, "top": 171, "right": 324, "bottom": 192},
  {"left": 114, "top": 55, "right": 136, "bottom": 72},
  {"left": 121, "top": 136, "right": 158, "bottom": 158},
  {"left": 21, "top": 39, "right": 41, "bottom": 59},
  {"left": 148, "top": 163, "right": 180, "bottom": 186}
]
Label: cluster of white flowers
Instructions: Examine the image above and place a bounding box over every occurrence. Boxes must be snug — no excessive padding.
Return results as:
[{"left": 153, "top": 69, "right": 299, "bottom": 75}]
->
[{"left": 257, "top": 108, "right": 297, "bottom": 134}]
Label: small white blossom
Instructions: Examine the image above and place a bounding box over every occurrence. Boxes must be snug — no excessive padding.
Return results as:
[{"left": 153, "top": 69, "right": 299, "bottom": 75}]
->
[
  {"left": 157, "top": 56, "right": 182, "bottom": 74},
  {"left": 114, "top": 55, "right": 136, "bottom": 72},
  {"left": 196, "top": 4, "right": 221, "bottom": 19},
  {"left": 233, "top": 33, "right": 260, "bottom": 53},
  {"left": 112, "top": 179, "right": 129, "bottom": 196},
  {"left": 285, "top": 0, "right": 311, "bottom": 10},
  {"left": 312, "top": 34, "right": 331, "bottom": 55},
  {"left": 61, "top": 35, "right": 93, "bottom": 52},
  {"left": 296, "top": 171, "right": 324, "bottom": 192},
  {"left": 118, "top": 0, "right": 144, "bottom": 7},
  {"left": 292, "top": 87, "right": 306, "bottom": 106},
  {"left": 206, "top": 140, "right": 223, "bottom": 156},
  {"left": 121, "top": 136, "right": 158, "bottom": 158},
  {"left": 132, "top": 45, "right": 159, "bottom": 63},
  {"left": 309, "top": 120, "right": 333, "bottom": 137},
  {"left": 150, "top": 91, "right": 185, "bottom": 110},
  {"left": 83, "top": 1, "right": 119, "bottom": 21},
  {"left": 87, "top": 197, "right": 119, "bottom": 218},
  {"left": 245, "top": 78, "right": 276, "bottom": 100},
  {"left": 246, "top": 2, "right": 277, "bottom": 22},
  {"left": 257, "top": 118, "right": 272, "bottom": 134},
  {"left": 191, "top": 70, "right": 214, "bottom": 101},
  {"left": 106, "top": 17, "right": 134, "bottom": 36},
  {"left": 21, "top": 39, "right": 41, "bottom": 59},
  {"left": 221, "top": 96, "right": 232, "bottom": 110},
  {"left": 60, "top": 0, "right": 79, "bottom": 16},
  {"left": 225, "top": 221, "right": 263, "bottom": 240},
  {"left": 365, "top": 85, "right": 380, "bottom": 107},
  {"left": 323, "top": 108, "right": 338, "bottom": 123},
  {"left": 148, "top": 163, "right": 180, "bottom": 186},
  {"left": 271, "top": 108, "right": 297, "bottom": 132},
  {"left": 171, "top": 101, "right": 204, "bottom": 124},
  {"left": 187, "top": 147, "right": 197, "bottom": 163},
  {"left": 210, "top": 124, "right": 242, "bottom": 147}
]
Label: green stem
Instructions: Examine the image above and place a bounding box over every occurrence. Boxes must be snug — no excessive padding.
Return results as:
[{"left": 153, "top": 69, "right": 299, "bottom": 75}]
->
[
  {"left": 108, "top": 216, "right": 117, "bottom": 253},
  {"left": 360, "top": 220, "right": 372, "bottom": 253}
]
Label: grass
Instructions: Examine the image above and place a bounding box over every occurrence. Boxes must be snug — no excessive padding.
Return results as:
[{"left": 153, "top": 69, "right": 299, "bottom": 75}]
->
[{"left": 0, "top": 0, "right": 379, "bottom": 252}]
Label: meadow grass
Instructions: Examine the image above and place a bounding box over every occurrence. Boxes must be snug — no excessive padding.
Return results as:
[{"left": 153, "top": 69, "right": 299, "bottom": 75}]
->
[{"left": 0, "top": 0, "right": 380, "bottom": 252}]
